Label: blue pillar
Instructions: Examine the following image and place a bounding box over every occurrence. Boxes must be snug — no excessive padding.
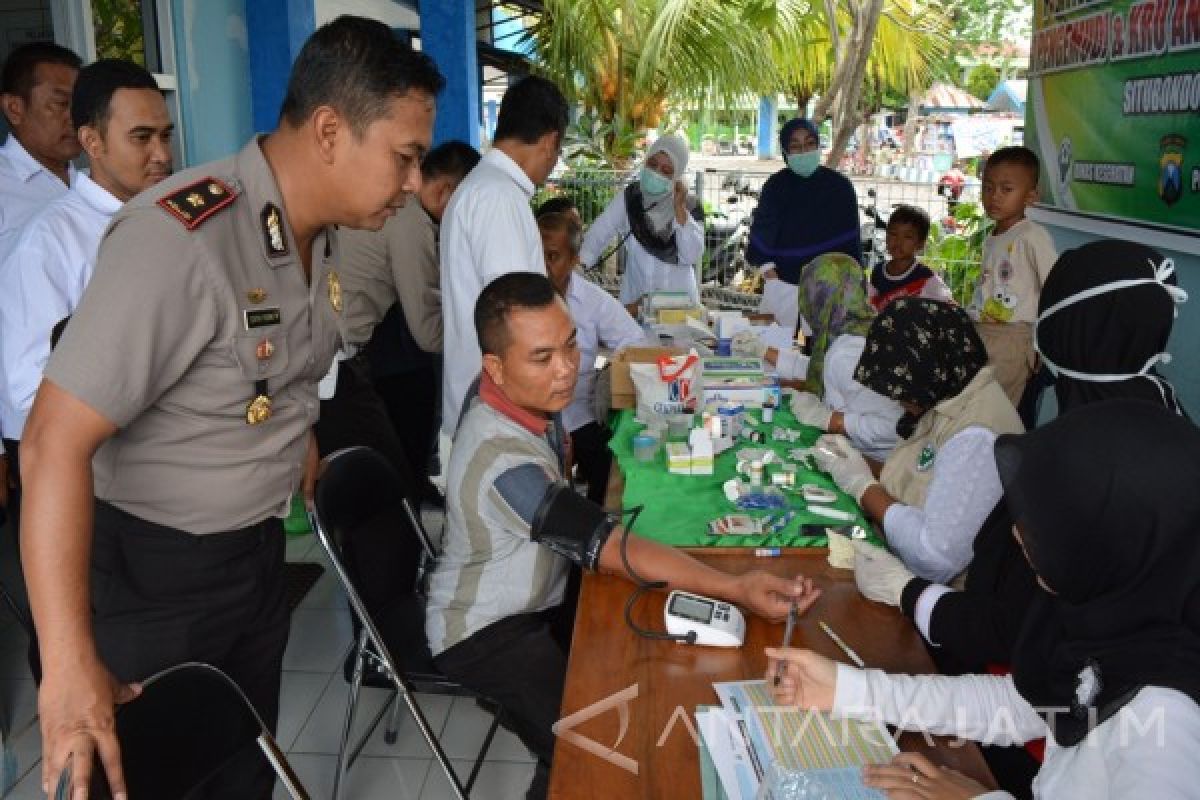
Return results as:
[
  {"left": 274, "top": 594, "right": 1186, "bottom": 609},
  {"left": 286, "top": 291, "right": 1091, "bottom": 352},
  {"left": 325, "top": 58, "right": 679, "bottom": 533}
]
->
[
  {"left": 172, "top": 0, "right": 253, "bottom": 165},
  {"left": 245, "top": 0, "right": 314, "bottom": 133},
  {"left": 421, "top": 0, "right": 481, "bottom": 148},
  {"left": 757, "top": 96, "right": 777, "bottom": 160},
  {"left": 485, "top": 99, "right": 498, "bottom": 142}
]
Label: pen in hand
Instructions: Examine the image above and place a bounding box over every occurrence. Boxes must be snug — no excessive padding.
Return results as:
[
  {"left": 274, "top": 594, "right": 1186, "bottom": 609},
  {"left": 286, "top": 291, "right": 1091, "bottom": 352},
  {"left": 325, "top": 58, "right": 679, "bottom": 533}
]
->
[{"left": 773, "top": 601, "right": 798, "bottom": 687}]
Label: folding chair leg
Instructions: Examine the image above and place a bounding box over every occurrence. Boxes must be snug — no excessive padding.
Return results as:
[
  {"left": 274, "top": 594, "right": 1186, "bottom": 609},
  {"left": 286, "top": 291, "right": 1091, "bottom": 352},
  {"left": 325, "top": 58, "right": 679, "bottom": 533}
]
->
[
  {"left": 333, "top": 631, "right": 369, "bottom": 800},
  {"left": 465, "top": 706, "right": 504, "bottom": 794},
  {"left": 396, "top": 684, "right": 469, "bottom": 800},
  {"left": 384, "top": 690, "right": 402, "bottom": 744},
  {"left": 259, "top": 733, "right": 311, "bottom": 800}
]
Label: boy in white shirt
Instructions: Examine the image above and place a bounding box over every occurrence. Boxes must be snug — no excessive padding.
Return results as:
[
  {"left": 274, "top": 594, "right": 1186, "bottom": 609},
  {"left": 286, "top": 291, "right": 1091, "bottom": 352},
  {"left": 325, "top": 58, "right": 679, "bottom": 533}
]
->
[{"left": 969, "top": 146, "right": 1058, "bottom": 405}]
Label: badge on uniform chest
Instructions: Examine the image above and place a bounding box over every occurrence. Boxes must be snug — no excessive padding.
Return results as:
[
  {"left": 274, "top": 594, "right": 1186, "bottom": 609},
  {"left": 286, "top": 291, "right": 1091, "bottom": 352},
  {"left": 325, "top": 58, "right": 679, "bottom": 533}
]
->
[
  {"left": 327, "top": 270, "right": 342, "bottom": 313},
  {"left": 244, "top": 308, "right": 281, "bottom": 329},
  {"left": 247, "top": 387, "right": 272, "bottom": 425},
  {"left": 916, "top": 444, "right": 937, "bottom": 472}
]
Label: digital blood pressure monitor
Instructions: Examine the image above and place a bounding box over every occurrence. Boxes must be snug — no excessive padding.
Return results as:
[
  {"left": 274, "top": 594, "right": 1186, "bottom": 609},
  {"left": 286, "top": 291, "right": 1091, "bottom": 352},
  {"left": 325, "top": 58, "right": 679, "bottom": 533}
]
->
[{"left": 663, "top": 590, "right": 746, "bottom": 647}]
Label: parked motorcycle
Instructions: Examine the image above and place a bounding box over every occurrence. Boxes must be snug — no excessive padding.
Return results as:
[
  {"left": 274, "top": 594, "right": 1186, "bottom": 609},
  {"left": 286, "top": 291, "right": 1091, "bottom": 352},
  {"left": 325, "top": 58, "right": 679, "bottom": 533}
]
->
[{"left": 859, "top": 188, "right": 889, "bottom": 270}]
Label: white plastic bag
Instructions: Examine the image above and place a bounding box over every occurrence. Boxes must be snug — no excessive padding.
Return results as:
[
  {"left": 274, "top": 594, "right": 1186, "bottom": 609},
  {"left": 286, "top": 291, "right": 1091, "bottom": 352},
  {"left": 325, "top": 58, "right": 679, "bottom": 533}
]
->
[{"left": 629, "top": 350, "right": 700, "bottom": 420}]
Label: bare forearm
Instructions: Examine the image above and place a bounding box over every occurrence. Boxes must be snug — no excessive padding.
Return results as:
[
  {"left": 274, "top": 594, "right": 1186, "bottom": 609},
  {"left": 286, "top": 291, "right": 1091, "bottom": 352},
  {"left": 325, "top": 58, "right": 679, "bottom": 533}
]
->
[
  {"left": 20, "top": 429, "right": 102, "bottom": 671},
  {"left": 598, "top": 531, "right": 740, "bottom": 601}
]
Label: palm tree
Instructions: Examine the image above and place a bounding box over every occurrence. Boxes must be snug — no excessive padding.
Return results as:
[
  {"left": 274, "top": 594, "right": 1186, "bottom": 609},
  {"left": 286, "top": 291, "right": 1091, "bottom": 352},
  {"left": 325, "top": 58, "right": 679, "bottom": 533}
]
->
[
  {"left": 773, "top": 0, "right": 952, "bottom": 166},
  {"left": 527, "top": 0, "right": 814, "bottom": 165},
  {"left": 525, "top": 0, "right": 950, "bottom": 166}
]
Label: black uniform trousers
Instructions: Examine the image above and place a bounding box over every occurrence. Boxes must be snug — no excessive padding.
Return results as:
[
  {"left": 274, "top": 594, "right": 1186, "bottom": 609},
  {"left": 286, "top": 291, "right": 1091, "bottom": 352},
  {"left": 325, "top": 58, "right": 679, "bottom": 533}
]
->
[
  {"left": 567, "top": 421, "right": 613, "bottom": 506},
  {"left": 374, "top": 362, "right": 441, "bottom": 502},
  {"left": 89, "top": 500, "right": 288, "bottom": 799},
  {"left": 314, "top": 355, "right": 420, "bottom": 504},
  {"left": 432, "top": 569, "right": 581, "bottom": 800}
]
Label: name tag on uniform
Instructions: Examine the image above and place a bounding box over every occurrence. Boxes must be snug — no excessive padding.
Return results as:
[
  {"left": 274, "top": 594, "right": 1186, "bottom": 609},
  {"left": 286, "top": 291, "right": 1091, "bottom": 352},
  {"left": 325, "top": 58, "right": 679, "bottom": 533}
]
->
[{"left": 244, "top": 308, "right": 281, "bottom": 329}]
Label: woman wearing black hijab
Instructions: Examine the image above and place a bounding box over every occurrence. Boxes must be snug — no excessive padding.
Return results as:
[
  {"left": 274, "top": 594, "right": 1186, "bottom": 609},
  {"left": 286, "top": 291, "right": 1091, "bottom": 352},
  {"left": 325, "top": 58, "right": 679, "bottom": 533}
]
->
[
  {"left": 766, "top": 400, "right": 1200, "bottom": 799},
  {"left": 1035, "top": 239, "right": 1188, "bottom": 416},
  {"left": 851, "top": 239, "right": 1192, "bottom": 796},
  {"left": 855, "top": 241, "right": 1191, "bottom": 668}
]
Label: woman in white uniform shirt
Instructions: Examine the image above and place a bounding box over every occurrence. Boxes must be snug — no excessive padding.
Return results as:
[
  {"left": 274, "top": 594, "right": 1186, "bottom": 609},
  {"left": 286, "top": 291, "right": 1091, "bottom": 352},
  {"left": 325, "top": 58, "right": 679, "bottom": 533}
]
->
[
  {"left": 767, "top": 400, "right": 1200, "bottom": 800},
  {"left": 579, "top": 134, "right": 705, "bottom": 312},
  {"left": 538, "top": 199, "right": 645, "bottom": 503}
]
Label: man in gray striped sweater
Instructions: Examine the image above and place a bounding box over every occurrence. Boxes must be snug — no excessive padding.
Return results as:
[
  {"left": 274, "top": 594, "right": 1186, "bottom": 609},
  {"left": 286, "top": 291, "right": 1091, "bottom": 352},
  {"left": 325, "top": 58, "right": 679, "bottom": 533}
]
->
[{"left": 425, "top": 272, "right": 821, "bottom": 799}]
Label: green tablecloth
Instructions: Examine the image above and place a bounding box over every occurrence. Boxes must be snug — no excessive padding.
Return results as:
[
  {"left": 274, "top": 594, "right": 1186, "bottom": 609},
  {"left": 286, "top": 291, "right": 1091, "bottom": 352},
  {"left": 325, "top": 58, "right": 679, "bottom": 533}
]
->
[{"left": 608, "top": 408, "right": 873, "bottom": 548}]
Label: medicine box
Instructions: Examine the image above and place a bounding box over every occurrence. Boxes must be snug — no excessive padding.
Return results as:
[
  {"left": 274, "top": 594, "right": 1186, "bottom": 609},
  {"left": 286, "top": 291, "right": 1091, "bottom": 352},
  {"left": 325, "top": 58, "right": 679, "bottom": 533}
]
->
[{"left": 666, "top": 442, "right": 692, "bottom": 475}]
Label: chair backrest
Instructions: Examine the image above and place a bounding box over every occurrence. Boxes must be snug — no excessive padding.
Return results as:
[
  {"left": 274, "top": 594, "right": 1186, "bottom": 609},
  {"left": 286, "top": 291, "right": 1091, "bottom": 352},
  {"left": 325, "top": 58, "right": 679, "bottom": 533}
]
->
[
  {"left": 313, "top": 447, "right": 429, "bottom": 615},
  {"left": 64, "top": 662, "right": 308, "bottom": 800}
]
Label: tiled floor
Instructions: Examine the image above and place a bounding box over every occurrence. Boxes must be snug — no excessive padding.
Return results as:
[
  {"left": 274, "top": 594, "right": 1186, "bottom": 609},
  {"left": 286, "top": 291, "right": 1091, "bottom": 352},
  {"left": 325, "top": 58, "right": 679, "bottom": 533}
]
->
[{"left": 0, "top": 513, "right": 535, "bottom": 800}]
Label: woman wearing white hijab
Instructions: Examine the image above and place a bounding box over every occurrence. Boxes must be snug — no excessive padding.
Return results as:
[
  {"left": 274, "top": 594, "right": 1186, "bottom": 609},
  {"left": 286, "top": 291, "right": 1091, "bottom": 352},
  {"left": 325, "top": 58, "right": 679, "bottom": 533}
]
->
[{"left": 579, "top": 133, "right": 705, "bottom": 312}]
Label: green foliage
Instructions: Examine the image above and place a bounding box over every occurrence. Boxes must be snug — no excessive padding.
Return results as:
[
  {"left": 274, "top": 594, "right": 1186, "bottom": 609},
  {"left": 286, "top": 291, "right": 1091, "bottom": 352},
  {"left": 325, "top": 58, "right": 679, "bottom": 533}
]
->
[
  {"left": 946, "top": 0, "right": 1030, "bottom": 45},
  {"left": 92, "top": 0, "right": 146, "bottom": 66},
  {"left": 560, "top": 111, "right": 644, "bottom": 169},
  {"left": 534, "top": 163, "right": 622, "bottom": 227},
  {"left": 925, "top": 201, "right": 990, "bottom": 305},
  {"left": 966, "top": 64, "right": 1000, "bottom": 100}
]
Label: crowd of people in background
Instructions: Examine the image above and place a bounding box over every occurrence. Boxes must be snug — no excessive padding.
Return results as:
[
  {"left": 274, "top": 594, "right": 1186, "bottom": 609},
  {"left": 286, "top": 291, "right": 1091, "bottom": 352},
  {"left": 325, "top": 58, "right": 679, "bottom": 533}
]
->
[{"left": 0, "top": 17, "right": 1196, "bottom": 800}]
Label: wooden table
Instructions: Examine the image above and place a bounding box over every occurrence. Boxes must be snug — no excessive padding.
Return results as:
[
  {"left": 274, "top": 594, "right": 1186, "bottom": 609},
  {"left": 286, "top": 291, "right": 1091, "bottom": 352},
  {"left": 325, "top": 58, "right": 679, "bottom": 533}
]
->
[{"left": 547, "top": 551, "right": 996, "bottom": 799}]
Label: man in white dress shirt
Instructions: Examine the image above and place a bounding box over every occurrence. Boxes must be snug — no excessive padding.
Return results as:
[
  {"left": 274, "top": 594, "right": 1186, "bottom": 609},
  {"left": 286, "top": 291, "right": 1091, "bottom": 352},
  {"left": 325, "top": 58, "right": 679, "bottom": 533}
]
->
[
  {"left": 0, "top": 59, "right": 173, "bottom": 493},
  {"left": 0, "top": 42, "right": 82, "bottom": 244},
  {"left": 439, "top": 75, "right": 569, "bottom": 438}
]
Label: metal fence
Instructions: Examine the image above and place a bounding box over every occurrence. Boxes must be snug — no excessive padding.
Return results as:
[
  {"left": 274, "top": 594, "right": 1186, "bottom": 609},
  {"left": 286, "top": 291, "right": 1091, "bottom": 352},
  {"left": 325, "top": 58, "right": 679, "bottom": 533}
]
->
[{"left": 538, "top": 167, "right": 985, "bottom": 310}]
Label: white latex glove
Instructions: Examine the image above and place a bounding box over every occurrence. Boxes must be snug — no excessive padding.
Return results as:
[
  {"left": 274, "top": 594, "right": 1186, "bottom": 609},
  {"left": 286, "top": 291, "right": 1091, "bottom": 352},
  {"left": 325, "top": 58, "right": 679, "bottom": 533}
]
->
[
  {"left": 731, "top": 329, "right": 768, "bottom": 358},
  {"left": 852, "top": 539, "right": 914, "bottom": 607},
  {"left": 785, "top": 389, "right": 833, "bottom": 430},
  {"left": 812, "top": 434, "right": 877, "bottom": 502}
]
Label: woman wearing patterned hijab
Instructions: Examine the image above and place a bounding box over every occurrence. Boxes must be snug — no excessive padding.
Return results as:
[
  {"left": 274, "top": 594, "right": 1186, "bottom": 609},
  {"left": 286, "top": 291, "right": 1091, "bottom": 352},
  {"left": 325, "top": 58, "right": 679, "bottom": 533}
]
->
[
  {"left": 813, "top": 298, "right": 1023, "bottom": 583},
  {"left": 760, "top": 253, "right": 903, "bottom": 462},
  {"left": 578, "top": 133, "right": 705, "bottom": 312}
]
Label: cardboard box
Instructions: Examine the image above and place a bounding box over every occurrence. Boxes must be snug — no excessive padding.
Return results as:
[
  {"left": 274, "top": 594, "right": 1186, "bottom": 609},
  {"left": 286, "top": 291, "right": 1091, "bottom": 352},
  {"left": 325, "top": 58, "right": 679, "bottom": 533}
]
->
[{"left": 610, "top": 345, "right": 686, "bottom": 410}]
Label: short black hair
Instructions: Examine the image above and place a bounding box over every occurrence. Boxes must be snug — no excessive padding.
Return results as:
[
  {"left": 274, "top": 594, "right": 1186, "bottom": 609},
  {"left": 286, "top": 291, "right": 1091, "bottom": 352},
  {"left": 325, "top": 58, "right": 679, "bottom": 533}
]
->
[
  {"left": 535, "top": 195, "right": 577, "bottom": 218},
  {"left": 421, "top": 139, "right": 480, "bottom": 182},
  {"left": 71, "top": 59, "right": 160, "bottom": 133},
  {"left": 475, "top": 272, "right": 560, "bottom": 356},
  {"left": 887, "top": 204, "right": 930, "bottom": 242},
  {"left": 279, "top": 15, "right": 445, "bottom": 135},
  {"left": 1, "top": 41, "right": 81, "bottom": 100},
  {"left": 985, "top": 146, "right": 1040, "bottom": 186},
  {"left": 493, "top": 75, "right": 568, "bottom": 145}
]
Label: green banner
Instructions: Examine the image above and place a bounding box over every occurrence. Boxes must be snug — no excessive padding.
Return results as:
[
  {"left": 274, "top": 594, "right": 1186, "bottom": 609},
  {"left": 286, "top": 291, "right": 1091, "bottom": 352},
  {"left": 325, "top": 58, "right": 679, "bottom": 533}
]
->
[{"left": 1026, "top": 0, "right": 1200, "bottom": 234}]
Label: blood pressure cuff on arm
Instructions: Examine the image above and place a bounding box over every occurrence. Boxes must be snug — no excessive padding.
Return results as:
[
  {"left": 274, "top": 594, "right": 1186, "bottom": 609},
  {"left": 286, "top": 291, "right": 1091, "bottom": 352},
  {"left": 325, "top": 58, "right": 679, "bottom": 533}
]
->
[
  {"left": 491, "top": 464, "right": 616, "bottom": 571},
  {"left": 530, "top": 483, "right": 616, "bottom": 571}
]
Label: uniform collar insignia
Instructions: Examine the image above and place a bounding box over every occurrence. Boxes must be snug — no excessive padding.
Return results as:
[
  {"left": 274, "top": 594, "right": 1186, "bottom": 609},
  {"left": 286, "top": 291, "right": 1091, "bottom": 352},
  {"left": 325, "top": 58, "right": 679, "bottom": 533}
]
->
[{"left": 261, "top": 203, "right": 289, "bottom": 257}]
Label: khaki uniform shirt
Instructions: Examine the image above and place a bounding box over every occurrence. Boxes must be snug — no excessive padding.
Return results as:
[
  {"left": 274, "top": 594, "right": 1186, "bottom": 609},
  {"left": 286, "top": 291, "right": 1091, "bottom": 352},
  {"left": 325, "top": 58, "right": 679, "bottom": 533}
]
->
[
  {"left": 45, "top": 138, "right": 342, "bottom": 534},
  {"left": 337, "top": 199, "right": 441, "bottom": 352}
]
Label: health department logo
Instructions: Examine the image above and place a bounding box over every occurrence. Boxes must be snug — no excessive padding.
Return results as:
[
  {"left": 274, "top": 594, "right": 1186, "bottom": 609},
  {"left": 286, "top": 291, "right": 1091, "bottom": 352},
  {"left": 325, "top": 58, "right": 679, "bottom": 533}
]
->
[
  {"left": 1158, "top": 134, "right": 1186, "bottom": 207},
  {"left": 1057, "top": 137, "right": 1073, "bottom": 185}
]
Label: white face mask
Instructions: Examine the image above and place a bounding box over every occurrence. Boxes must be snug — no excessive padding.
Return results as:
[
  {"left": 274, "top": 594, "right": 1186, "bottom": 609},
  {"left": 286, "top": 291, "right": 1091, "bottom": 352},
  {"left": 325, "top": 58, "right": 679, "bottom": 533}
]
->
[{"left": 1034, "top": 256, "right": 1188, "bottom": 401}]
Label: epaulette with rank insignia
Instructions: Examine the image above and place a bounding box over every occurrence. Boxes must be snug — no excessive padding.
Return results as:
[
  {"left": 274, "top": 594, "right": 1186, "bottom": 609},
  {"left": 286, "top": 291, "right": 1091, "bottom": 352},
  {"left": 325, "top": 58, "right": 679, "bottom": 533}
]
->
[{"left": 157, "top": 178, "right": 237, "bottom": 229}]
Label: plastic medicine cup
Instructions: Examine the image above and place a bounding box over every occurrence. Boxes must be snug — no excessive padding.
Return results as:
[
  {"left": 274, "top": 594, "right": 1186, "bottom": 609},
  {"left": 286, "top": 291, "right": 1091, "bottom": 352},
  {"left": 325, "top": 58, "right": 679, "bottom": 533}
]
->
[{"left": 632, "top": 433, "right": 659, "bottom": 463}]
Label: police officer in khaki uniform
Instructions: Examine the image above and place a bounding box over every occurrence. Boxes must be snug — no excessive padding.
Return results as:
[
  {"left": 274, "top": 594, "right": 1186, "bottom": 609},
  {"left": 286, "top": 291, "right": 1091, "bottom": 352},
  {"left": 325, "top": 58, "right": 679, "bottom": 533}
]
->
[
  {"left": 19, "top": 17, "right": 443, "bottom": 799},
  {"left": 317, "top": 140, "right": 480, "bottom": 504}
]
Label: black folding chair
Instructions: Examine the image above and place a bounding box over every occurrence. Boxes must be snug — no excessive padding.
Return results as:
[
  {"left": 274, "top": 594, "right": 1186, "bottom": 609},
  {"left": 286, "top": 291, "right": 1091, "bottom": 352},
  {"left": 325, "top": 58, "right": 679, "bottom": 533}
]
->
[
  {"left": 54, "top": 661, "right": 308, "bottom": 799},
  {"left": 311, "top": 446, "right": 504, "bottom": 800}
]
